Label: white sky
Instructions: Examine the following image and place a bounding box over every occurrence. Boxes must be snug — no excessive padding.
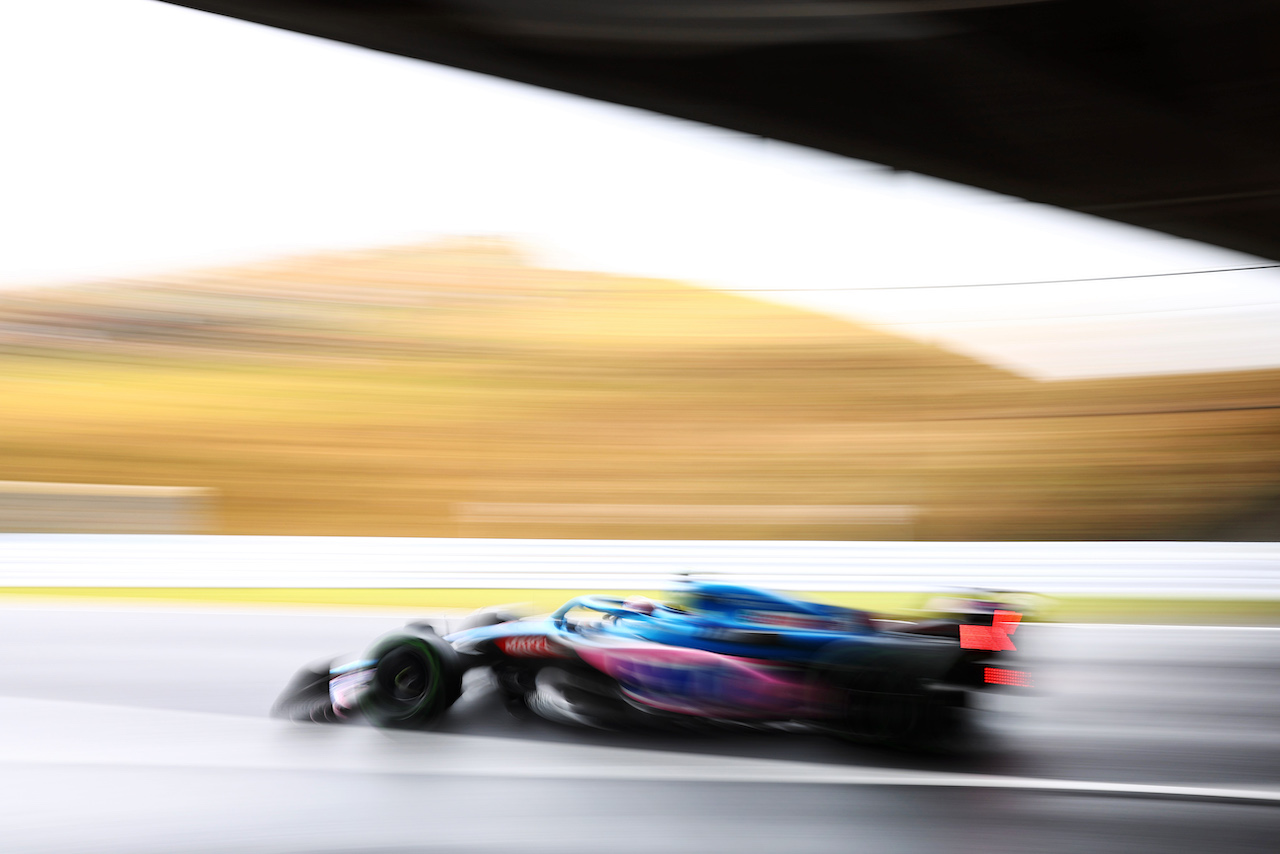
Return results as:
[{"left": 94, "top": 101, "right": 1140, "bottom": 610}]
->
[{"left": 4, "top": 0, "right": 1280, "bottom": 379}]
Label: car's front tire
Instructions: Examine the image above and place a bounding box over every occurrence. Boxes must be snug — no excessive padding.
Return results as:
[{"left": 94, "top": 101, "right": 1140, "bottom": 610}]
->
[{"left": 360, "top": 632, "right": 462, "bottom": 729}]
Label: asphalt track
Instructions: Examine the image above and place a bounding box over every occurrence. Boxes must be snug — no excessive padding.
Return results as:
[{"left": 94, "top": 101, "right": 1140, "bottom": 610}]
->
[{"left": 0, "top": 603, "right": 1276, "bottom": 853}]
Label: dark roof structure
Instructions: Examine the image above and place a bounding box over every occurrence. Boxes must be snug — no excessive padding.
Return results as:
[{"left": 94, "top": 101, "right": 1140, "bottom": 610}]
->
[{"left": 165, "top": 1, "right": 1280, "bottom": 259}]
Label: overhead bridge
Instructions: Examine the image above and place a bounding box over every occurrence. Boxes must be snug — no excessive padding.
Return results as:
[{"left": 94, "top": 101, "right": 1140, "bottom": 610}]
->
[{"left": 164, "top": 1, "right": 1280, "bottom": 261}]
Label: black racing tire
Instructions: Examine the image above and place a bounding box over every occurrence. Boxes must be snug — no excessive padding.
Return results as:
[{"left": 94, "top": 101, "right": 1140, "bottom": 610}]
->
[
  {"left": 832, "top": 666, "right": 937, "bottom": 745},
  {"left": 810, "top": 635, "right": 956, "bottom": 747},
  {"left": 360, "top": 632, "right": 462, "bottom": 729},
  {"left": 272, "top": 657, "right": 342, "bottom": 724}
]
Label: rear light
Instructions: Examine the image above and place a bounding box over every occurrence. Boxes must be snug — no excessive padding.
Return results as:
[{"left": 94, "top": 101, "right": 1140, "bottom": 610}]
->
[
  {"left": 984, "top": 667, "right": 1032, "bottom": 687},
  {"left": 959, "top": 609, "right": 1021, "bottom": 651}
]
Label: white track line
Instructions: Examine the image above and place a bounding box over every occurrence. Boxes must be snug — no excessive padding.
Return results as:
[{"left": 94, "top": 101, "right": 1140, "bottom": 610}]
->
[{"left": 1044, "top": 623, "right": 1280, "bottom": 631}]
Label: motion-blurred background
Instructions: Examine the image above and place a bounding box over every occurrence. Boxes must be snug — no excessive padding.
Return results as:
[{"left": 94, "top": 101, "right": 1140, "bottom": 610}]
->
[
  {"left": 3, "top": 0, "right": 1280, "bottom": 545},
  {"left": 4, "top": 236, "right": 1280, "bottom": 542}
]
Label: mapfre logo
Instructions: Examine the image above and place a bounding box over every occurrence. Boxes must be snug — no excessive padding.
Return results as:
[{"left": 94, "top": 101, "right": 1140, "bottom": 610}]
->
[{"left": 497, "top": 635, "right": 564, "bottom": 658}]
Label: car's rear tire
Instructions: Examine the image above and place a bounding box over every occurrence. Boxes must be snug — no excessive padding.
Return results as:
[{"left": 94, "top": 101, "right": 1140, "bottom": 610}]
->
[
  {"left": 811, "top": 636, "right": 955, "bottom": 747},
  {"left": 813, "top": 658, "right": 942, "bottom": 747},
  {"left": 838, "top": 667, "right": 935, "bottom": 744},
  {"left": 361, "top": 632, "right": 462, "bottom": 729}
]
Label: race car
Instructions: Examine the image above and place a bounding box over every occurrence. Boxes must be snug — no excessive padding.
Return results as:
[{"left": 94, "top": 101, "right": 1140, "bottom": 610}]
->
[{"left": 274, "top": 579, "right": 1029, "bottom": 744}]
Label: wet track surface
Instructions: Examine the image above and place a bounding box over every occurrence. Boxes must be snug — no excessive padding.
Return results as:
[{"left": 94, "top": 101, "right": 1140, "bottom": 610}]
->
[{"left": 0, "top": 603, "right": 1276, "bottom": 853}]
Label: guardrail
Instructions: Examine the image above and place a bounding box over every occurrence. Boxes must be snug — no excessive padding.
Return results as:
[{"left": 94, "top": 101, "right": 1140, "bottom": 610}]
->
[{"left": 0, "top": 535, "right": 1277, "bottom": 596}]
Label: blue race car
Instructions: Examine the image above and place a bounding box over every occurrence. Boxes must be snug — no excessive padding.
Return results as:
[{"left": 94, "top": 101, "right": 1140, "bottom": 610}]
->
[{"left": 275, "top": 579, "right": 1029, "bottom": 744}]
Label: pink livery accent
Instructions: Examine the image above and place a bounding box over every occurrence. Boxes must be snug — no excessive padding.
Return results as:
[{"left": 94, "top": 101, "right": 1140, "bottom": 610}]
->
[{"left": 576, "top": 643, "right": 833, "bottom": 719}]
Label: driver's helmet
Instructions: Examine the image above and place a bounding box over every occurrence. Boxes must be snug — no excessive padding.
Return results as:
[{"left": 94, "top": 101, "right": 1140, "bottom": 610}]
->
[{"left": 621, "top": 595, "right": 657, "bottom": 615}]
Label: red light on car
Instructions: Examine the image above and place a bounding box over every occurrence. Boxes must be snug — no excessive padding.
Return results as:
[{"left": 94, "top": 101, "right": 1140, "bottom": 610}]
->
[
  {"left": 984, "top": 667, "right": 1032, "bottom": 687},
  {"left": 959, "top": 610, "right": 1021, "bottom": 651}
]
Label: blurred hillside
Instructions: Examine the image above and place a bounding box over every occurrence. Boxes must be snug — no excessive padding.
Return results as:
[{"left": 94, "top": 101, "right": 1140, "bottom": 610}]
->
[{"left": 1, "top": 238, "right": 1278, "bottom": 540}]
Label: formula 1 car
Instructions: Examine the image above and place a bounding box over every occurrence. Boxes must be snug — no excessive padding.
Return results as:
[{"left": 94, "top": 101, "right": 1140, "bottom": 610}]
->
[{"left": 274, "top": 579, "right": 1030, "bottom": 744}]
